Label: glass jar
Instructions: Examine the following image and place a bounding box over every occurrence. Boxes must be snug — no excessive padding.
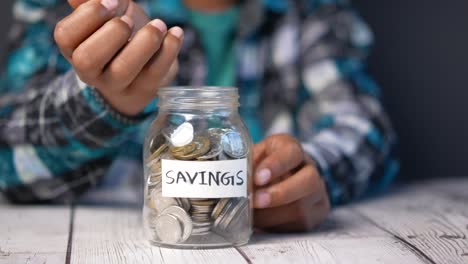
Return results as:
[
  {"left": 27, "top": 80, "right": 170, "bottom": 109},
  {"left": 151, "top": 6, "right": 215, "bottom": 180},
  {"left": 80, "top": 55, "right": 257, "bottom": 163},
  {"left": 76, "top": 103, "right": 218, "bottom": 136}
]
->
[{"left": 143, "top": 87, "right": 253, "bottom": 249}]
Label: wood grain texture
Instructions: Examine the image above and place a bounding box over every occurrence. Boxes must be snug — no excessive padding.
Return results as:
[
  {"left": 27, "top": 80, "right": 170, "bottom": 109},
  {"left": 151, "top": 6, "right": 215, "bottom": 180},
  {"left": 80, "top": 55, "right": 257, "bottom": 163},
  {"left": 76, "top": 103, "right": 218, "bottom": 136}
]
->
[
  {"left": 2, "top": 178, "right": 467, "bottom": 264},
  {"left": 252, "top": 208, "right": 388, "bottom": 243},
  {"left": 0, "top": 205, "right": 70, "bottom": 264},
  {"left": 242, "top": 237, "right": 424, "bottom": 264},
  {"left": 242, "top": 208, "right": 425, "bottom": 264},
  {"left": 71, "top": 207, "right": 247, "bottom": 264},
  {"left": 353, "top": 183, "right": 468, "bottom": 264}
]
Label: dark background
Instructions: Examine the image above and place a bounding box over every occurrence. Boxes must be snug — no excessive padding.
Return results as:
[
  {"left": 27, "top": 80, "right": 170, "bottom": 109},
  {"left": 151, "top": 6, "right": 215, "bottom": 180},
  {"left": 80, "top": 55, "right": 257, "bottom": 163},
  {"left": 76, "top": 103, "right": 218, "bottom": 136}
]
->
[{"left": 0, "top": 0, "right": 467, "bottom": 180}]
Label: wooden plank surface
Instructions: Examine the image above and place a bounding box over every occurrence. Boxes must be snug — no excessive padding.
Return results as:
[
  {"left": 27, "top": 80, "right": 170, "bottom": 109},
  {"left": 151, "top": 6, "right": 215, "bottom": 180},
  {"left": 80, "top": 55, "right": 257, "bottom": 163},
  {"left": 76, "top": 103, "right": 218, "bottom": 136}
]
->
[
  {"left": 243, "top": 237, "right": 425, "bottom": 264},
  {"left": 241, "top": 208, "right": 426, "bottom": 264},
  {"left": 0, "top": 205, "right": 70, "bottom": 264},
  {"left": 70, "top": 207, "right": 247, "bottom": 264},
  {"left": 1, "top": 178, "right": 467, "bottom": 264},
  {"left": 353, "top": 180, "right": 468, "bottom": 264}
]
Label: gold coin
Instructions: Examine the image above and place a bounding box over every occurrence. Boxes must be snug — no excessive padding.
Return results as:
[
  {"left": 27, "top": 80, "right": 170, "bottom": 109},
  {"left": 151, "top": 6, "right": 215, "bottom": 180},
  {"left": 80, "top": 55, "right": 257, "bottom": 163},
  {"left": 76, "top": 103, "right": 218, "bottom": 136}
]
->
[
  {"left": 176, "top": 136, "right": 211, "bottom": 160},
  {"left": 149, "top": 161, "right": 162, "bottom": 174},
  {"left": 190, "top": 198, "right": 218, "bottom": 206},
  {"left": 171, "top": 141, "right": 196, "bottom": 156},
  {"left": 148, "top": 143, "right": 168, "bottom": 162}
]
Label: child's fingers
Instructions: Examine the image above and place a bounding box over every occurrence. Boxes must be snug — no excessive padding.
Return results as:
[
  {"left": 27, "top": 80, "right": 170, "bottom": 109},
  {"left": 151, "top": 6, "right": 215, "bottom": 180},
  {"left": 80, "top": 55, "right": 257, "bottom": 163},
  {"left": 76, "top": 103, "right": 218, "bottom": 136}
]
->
[
  {"left": 102, "top": 19, "right": 168, "bottom": 91},
  {"left": 94, "top": 59, "right": 178, "bottom": 116},
  {"left": 143, "top": 27, "right": 184, "bottom": 81},
  {"left": 127, "top": 27, "right": 183, "bottom": 94},
  {"left": 158, "top": 60, "right": 179, "bottom": 87},
  {"left": 55, "top": 0, "right": 115, "bottom": 59},
  {"left": 253, "top": 141, "right": 267, "bottom": 168},
  {"left": 123, "top": 2, "right": 150, "bottom": 36},
  {"left": 254, "top": 137, "right": 304, "bottom": 186},
  {"left": 72, "top": 16, "right": 133, "bottom": 81},
  {"left": 254, "top": 163, "right": 320, "bottom": 209}
]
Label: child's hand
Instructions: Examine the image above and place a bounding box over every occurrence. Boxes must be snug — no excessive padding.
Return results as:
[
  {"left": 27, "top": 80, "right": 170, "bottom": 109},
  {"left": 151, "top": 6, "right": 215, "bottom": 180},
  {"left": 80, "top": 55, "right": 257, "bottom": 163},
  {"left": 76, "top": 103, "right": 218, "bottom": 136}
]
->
[
  {"left": 253, "top": 134, "right": 331, "bottom": 232},
  {"left": 55, "top": 0, "right": 183, "bottom": 116}
]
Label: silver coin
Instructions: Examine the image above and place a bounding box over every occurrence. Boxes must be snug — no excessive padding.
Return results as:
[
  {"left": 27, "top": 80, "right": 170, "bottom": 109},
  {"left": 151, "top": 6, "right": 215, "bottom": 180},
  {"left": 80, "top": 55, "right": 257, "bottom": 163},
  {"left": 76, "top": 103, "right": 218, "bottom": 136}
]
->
[
  {"left": 191, "top": 205, "right": 215, "bottom": 212},
  {"left": 177, "top": 198, "right": 191, "bottom": 211},
  {"left": 221, "top": 131, "right": 248, "bottom": 158},
  {"left": 227, "top": 201, "right": 250, "bottom": 231},
  {"left": 154, "top": 214, "right": 183, "bottom": 243},
  {"left": 213, "top": 200, "right": 234, "bottom": 229},
  {"left": 191, "top": 231, "right": 211, "bottom": 236},
  {"left": 196, "top": 141, "right": 222, "bottom": 160},
  {"left": 192, "top": 222, "right": 212, "bottom": 228},
  {"left": 190, "top": 198, "right": 218, "bottom": 202},
  {"left": 206, "top": 128, "right": 226, "bottom": 137},
  {"left": 170, "top": 122, "right": 194, "bottom": 147},
  {"left": 219, "top": 199, "right": 248, "bottom": 230},
  {"left": 217, "top": 150, "right": 231, "bottom": 161},
  {"left": 213, "top": 198, "right": 242, "bottom": 229},
  {"left": 149, "top": 190, "right": 179, "bottom": 212},
  {"left": 192, "top": 213, "right": 213, "bottom": 219},
  {"left": 196, "top": 129, "right": 223, "bottom": 160},
  {"left": 211, "top": 198, "right": 230, "bottom": 219},
  {"left": 192, "top": 228, "right": 211, "bottom": 234},
  {"left": 161, "top": 206, "right": 193, "bottom": 242},
  {"left": 192, "top": 217, "right": 211, "bottom": 223}
]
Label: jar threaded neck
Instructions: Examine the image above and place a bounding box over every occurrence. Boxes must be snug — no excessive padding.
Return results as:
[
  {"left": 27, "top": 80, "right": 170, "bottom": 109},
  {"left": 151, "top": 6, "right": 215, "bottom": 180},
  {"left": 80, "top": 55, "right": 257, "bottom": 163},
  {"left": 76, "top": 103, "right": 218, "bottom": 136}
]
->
[{"left": 158, "top": 86, "right": 239, "bottom": 110}]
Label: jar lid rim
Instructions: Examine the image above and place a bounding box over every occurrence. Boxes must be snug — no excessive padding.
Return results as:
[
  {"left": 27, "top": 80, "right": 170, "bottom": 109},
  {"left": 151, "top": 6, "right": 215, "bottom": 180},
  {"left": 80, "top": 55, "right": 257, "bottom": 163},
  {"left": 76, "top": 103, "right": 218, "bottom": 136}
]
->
[{"left": 159, "top": 86, "right": 238, "bottom": 93}]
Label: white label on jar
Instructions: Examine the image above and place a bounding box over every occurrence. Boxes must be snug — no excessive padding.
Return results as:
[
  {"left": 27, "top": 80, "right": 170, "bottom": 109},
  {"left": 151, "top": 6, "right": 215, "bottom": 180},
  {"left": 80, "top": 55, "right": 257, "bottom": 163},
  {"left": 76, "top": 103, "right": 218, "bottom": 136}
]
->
[{"left": 162, "top": 159, "right": 248, "bottom": 198}]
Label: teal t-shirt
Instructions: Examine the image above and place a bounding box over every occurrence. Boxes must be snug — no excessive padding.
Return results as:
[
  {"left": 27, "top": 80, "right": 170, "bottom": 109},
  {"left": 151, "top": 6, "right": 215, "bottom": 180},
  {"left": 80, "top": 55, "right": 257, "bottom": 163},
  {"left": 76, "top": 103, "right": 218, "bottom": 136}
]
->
[{"left": 186, "top": 7, "right": 239, "bottom": 87}]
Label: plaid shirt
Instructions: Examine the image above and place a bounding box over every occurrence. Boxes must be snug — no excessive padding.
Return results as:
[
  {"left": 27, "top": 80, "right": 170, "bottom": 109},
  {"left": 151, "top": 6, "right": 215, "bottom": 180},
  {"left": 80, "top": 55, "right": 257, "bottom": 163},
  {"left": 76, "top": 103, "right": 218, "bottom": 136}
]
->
[{"left": 0, "top": 0, "right": 398, "bottom": 205}]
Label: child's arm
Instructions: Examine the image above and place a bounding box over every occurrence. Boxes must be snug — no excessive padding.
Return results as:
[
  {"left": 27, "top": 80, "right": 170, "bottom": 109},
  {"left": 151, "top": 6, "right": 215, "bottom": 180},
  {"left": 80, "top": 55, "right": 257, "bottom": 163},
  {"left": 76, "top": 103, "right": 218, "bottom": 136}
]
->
[
  {"left": 253, "top": 2, "right": 397, "bottom": 231},
  {"left": 297, "top": 3, "right": 398, "bottom": 206},
  {"left": 0, "top": 0, "right": 180, "bottom": 203}
]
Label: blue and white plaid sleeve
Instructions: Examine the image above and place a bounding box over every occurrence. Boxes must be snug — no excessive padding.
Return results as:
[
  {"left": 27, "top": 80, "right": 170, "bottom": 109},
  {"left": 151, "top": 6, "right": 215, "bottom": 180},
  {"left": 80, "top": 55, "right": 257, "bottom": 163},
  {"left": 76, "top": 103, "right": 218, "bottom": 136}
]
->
[
  {"left": 0, "top": 0, "right": 147, "bottom": 203},
  {"left": 297, "top": 3, "right": 399, "bottom": 205}
]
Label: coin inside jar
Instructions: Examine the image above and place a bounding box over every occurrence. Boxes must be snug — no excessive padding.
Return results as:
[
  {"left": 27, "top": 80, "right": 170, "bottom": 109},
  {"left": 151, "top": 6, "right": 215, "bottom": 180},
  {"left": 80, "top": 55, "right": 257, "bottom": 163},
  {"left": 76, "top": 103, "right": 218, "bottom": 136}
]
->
[
  {"left": 177, "top": 198, "right": 191, "bottom": 211},
  {"left": 211, "top": 198, "right": 230, "bottom": 219},
  {"left": 147, "top": 172, "right": 162, "bottom": 187},
  {"left": 196, "top": 139, "right": 222, "bottom": 160},
  {"left": 213, "top": 198, "right": 248, "bottom": 230},
  {"left": 161, "top": 206, "right": 193, "bottom": 242},
  {"left": 171, "top": 141, "right": 196, "bottom": 156},
  {"left": 175, "top": 136, "right": 211, "bottom": 160},
  {"left": 170, "top": 122, "right": 194, "bottom": 147},
  {"left": 154, "top": 214, "right": 183, "bottom": 244},
  {"left": 148, "top": 143, "right": 168, "bottom": 162},
  {"left": 149, "top": 134, "right": 167, "bottom": 155},
  {"left": 221, "top": 131, "right": 248, "bottom": 158},
  {"left": 149, "top": 189, "right": 179, "bottom": 212}
]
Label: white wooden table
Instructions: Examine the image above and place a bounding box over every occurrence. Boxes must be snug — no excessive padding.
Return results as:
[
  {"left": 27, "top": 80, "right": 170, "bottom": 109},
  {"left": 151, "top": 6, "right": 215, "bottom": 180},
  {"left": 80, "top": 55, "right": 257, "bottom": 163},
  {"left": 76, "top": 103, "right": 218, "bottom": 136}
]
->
[{"left": 1, "top": 178, "right": 467, "bottom": 264}]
